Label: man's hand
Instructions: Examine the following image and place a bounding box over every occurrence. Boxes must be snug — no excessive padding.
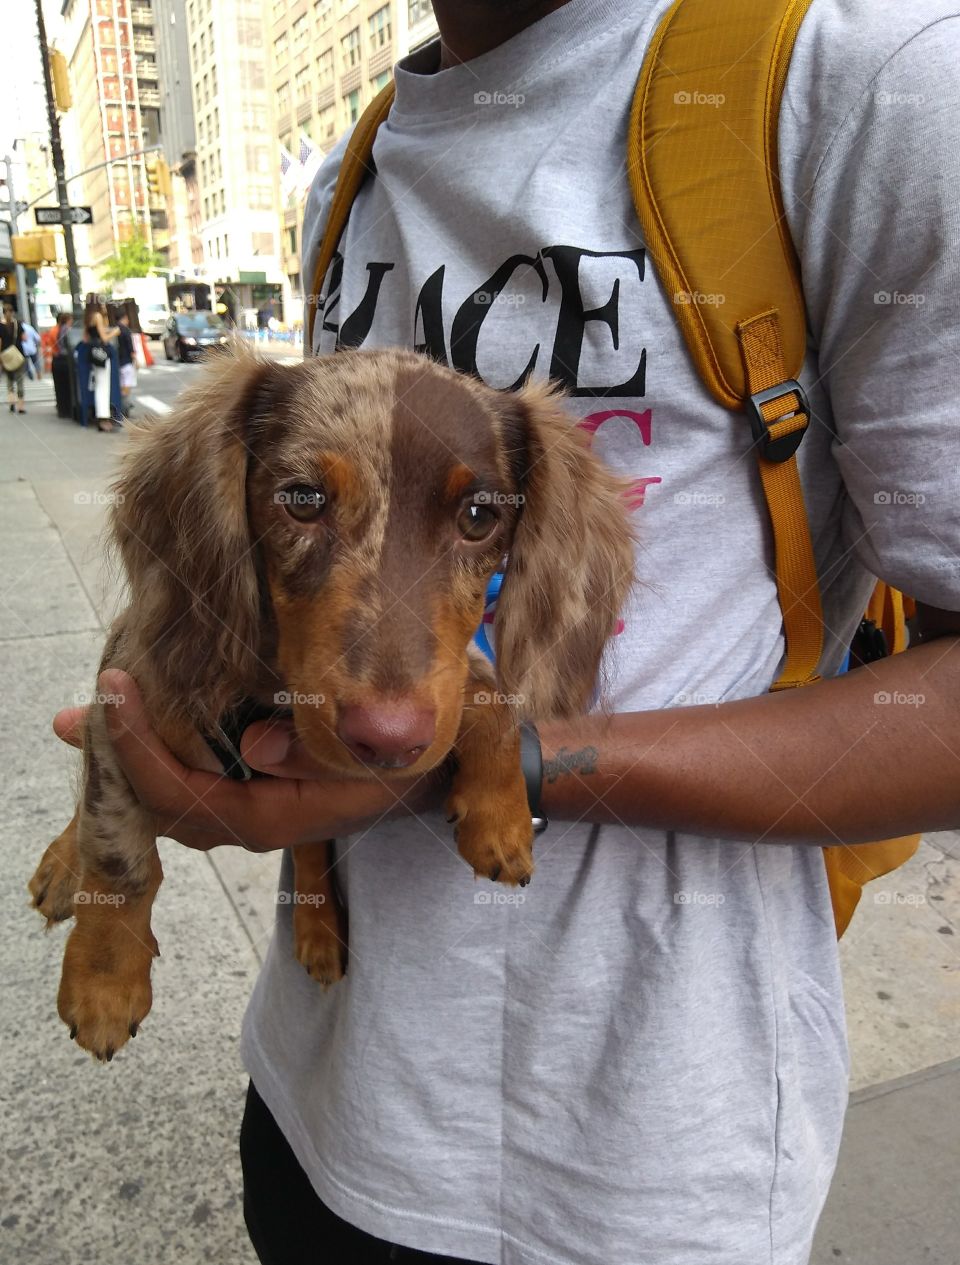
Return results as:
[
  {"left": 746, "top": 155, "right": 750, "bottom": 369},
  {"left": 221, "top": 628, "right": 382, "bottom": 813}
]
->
[{"left": 53, "top": 670, "right": 439, "bottom": 852}]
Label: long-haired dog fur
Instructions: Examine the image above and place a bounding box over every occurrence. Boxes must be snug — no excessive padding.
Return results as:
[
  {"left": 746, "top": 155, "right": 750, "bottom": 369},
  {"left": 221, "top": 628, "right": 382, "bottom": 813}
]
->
[{"left": 28, "top": 347, "right": 635, "bottom": 1061}]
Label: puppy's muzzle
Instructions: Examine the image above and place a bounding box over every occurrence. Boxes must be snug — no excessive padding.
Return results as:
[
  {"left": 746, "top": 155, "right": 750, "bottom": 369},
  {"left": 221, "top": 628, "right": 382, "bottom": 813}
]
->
[{"left": 336, "top": 701, "right": 437, "bottom": 769}]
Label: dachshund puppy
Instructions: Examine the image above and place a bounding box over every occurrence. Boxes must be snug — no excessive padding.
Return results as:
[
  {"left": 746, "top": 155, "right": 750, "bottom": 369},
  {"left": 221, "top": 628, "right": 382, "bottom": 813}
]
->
[{"left": 29, "top": 347, "right": 635, "bottom": 1061}]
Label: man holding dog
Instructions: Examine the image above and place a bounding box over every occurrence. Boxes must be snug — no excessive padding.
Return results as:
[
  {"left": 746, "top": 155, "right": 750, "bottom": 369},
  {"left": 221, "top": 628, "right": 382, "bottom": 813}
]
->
[{"left": 56, "top": 0, "right": 960, "bottom": 1261}]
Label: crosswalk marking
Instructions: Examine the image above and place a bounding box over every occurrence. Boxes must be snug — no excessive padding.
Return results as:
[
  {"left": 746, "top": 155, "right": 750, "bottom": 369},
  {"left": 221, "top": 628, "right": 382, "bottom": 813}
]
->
[{"left": 138, "top": 394, "right": 172, "bottom": 414}]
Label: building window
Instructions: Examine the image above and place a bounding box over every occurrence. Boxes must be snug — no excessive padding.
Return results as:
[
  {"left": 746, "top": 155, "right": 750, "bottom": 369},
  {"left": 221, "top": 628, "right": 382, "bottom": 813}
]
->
[
  {"left": 273, "top": 31, "right": 288, "bottom": 62},
  {"left": 344, "top": 87, "right": 361, "bottom": 124},
  {"left": 237, "top": 16, "right": 263, "bottom": 47},
  {"left": 292, "top": 14, "right": 308, "bottom": 50},
  {"left": 253, "top": 231, "right": 275, "bottom": 256},
  {"left": 368, "top": 5, "right": 391, "bottom": 51},
  {"left": 317, "top": 103, "right": 335, "bottom": 139},
  {"left": 408, "top": 0, "right": 431, "bottom": 26},
  {"left": 315, "top": 46, "right": 333, "bottom": 83},
  {"left": 242, "top": 61, "right": 265, "bottom": 91},
  {"left": 245, "top": 143, "right": 271, "bottom": 174},
  {"left": 313, "top": 0, "right": 331, "bottom": 24},
  {"left": 277, "top": 80, "right": 290, "bottom": 114},
  {"left": 371, "top": 70, "right": 391, "bottom": 91},
  {"left": 288, "top": 227, "right": 297, "bottom": 255},
  {"left": 295, "top": 66, "right": 310, "bottom": 101},
  {"left": 341, "top": 27, "right": 360, "bottom": 70}
]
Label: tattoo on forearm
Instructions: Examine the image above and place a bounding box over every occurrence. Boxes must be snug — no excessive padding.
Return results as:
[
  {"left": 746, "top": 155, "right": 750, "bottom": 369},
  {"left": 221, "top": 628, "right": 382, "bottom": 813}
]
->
[{"left": 542, "top": 745, "right": 599, "bottom": 783}]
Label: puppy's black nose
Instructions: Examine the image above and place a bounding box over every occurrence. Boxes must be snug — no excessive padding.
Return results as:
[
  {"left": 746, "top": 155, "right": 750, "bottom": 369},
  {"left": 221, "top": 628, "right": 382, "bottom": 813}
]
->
[{"left": 337, "top": 703, "right": 436, "bottom": 769}]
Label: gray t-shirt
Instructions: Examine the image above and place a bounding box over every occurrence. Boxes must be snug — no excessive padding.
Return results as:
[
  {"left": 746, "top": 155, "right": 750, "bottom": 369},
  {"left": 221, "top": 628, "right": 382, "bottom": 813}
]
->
[{"left": 241, "top": 2, "right": 960, "bottom": 1260}]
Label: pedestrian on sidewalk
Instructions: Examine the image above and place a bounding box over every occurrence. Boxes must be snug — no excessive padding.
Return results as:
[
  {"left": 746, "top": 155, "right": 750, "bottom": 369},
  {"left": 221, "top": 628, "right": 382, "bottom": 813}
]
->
[
  {"left": 113, "top": 306, "right": 137, "bottom": 419},
  {"left": 55, "top": 312, "right": 74, "bottom": 355},
  {"left": 20, "top": 320, "right": 42, "bottom": 380},
  {"left": 0, "top": 304, "right": 27, "bottom": 414},
  {"left": 82, "top": 296, "right": 120, "bottom": 433}
]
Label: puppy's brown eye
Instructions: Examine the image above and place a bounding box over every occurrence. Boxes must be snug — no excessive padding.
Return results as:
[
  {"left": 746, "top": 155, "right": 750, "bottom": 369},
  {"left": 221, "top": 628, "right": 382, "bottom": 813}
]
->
[
  {"left": 278, "top": 485, "right": 326, "bottom": 522},
  {"left": 457, "top": 502, "right": 498, "bottom": 542}
]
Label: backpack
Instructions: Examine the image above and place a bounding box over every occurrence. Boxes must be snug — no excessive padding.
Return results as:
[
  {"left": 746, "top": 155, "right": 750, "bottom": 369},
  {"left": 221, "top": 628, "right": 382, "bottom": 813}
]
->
[{"left": 305, "top": 0, "right": 920, "bottom": 937}]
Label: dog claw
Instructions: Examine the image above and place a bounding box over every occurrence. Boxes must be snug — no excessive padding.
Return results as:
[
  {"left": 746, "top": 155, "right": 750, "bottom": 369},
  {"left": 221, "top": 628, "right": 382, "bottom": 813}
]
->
[
  {"left": 104, "top": 1046, "right": 114, "bottom": 1063},
  {"left": 519, "top": 875, "right": 530, "bottom": 887},
  {"left": 129, "top": 1023, "right": 138, "bottom": 1038},
  {"left": 69, "top": 1024, "right": 78, "bottom": 1040},
  {"left": 489, "top": 865, "right": 501, "bottom": 881},
  {"left": 446, "top": 814, "right": 458, "bottom": 824}
]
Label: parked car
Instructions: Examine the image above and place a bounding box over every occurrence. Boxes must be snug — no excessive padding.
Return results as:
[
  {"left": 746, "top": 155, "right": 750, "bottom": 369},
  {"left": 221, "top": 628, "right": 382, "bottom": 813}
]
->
[{"left": 163, "top": 311, "right": 230, "bottom": 362}]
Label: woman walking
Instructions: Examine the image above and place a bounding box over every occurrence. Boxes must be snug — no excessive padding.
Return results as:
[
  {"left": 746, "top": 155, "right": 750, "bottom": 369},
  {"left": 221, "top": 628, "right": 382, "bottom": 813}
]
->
[
  {"left": 83, "top": 296, "right": 120, "bottom": 432},
  {"left": 0, "top": 304, "right": 27, "bottom": 414}
]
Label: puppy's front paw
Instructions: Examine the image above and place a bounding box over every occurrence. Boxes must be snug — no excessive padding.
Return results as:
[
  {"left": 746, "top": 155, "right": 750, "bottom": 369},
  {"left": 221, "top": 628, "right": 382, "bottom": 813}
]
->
[
  {"left": 57, "top": 922, "right": 158, "bottom": 1061},
  {"left": 293, "top": 901, "right": 347, "bottom": 988},
  {"left": 29, "top": 834, "right": 81, "bottom": 926},
  {"left": 447, "top": 785, "right": 535, "bottom": 887}
]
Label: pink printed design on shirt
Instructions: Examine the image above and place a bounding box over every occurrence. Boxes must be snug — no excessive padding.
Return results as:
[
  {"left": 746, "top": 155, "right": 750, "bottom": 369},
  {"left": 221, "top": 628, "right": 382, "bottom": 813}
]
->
[{"left": 579, "top": 409, "right": 660, "bottom": 636}]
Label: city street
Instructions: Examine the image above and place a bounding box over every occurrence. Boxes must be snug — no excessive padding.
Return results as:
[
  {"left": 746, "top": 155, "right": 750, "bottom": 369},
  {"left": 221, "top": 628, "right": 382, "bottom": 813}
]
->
[{"left": 2, "top": 361, "right": 958, "bottom": 1263}]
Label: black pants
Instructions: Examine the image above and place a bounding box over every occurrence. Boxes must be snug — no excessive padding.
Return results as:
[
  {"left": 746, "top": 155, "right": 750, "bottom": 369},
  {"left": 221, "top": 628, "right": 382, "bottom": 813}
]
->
[{"left": 241, "top": 1081, "right": 484, "bottom": 1265}]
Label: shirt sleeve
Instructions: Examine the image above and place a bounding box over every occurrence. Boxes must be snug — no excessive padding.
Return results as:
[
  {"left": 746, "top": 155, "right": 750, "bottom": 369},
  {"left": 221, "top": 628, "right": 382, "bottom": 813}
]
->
[{"left": 786, "top": 14, "right": 960, "bottom": 608}]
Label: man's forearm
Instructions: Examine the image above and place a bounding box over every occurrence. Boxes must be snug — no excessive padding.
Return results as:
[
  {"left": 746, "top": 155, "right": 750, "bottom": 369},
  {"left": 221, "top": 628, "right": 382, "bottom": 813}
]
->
[{"left": 538, "top": 636, "right": 960, "bottom": 845}]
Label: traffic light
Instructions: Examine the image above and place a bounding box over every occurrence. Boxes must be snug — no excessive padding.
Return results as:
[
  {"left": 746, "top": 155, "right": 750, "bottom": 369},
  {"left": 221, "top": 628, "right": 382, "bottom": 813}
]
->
[
  {"left": 49, "top": 48, "right": 72, "bottom": 112},
  {"left": 12, "top": 233, "right": 58, "bottom": 265},
  {"left": 145, "top": 155, "right": 172, "bottom": 199}
]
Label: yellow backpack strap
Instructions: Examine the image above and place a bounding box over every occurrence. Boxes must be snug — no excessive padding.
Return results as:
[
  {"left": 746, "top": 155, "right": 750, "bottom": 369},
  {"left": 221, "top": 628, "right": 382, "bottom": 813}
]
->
[
  {"left": 304, "top": 81, "right": 396, "bottom": 351},
  {"left": 629, "top": 0, "right": 921, "bottom": 936},
  {"left": 628, "top": 0, "right": 822, "bottom": 689}
]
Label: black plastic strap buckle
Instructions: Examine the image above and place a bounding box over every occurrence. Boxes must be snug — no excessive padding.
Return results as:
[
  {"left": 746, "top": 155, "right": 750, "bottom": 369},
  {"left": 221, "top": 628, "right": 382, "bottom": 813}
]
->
[{"left": 746, "top": 380, "right": 810, "bottom": 463}]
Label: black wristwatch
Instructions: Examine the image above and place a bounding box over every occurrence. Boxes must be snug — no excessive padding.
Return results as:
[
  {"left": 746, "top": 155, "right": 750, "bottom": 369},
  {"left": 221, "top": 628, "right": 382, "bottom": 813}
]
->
[{"left": 520, "top": 722, "right": 549, "bottom": 835}]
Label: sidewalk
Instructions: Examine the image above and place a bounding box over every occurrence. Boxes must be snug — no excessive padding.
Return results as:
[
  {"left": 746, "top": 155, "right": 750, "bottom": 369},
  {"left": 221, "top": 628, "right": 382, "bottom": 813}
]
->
[{"left": 2, "top": 377, "right": 958, "bottom": 1263}]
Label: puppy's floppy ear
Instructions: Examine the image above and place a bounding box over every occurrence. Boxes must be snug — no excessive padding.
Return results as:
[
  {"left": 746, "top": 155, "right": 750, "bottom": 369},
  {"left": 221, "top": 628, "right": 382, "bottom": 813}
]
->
[
  {"left": 110, "top": 349, "right": 286, "bottom": 729},
  {"left": 495, "top": 379, "right": 636, "bottom": 720}
]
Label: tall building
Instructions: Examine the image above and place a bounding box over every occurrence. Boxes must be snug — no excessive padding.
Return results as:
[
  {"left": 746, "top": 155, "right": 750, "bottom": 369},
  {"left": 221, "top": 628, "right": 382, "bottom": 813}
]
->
[
  {"left": 185, "top": 0, "right": 286, "bottom": 321},
  {"left": 58, "top": 0, "right": 167, "bottom": 270},
  {"left": 153, "top": 0, "right": 201, "bottom": 272},
  {"left": 270, "top": 0, "right": 438, "bottom": 318}
]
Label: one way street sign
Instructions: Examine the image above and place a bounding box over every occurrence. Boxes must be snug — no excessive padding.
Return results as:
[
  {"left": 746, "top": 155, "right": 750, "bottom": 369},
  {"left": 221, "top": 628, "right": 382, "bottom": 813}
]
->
[{"left": 34, "top": 205, "right": 94, "bottom": 226}]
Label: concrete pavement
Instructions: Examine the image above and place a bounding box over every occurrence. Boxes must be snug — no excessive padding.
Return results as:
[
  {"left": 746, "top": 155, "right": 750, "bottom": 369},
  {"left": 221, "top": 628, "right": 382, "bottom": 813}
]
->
[{"left": 1, "top": 363, "right": 957, "bottom": 1263}]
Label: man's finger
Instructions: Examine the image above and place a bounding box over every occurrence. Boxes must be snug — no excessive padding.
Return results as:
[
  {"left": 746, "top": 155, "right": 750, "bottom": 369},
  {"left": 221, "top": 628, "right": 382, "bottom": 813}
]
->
[
  {"left": 53, "top": 706, "right": 87, "bottom": 749},
  {"left": 98, "top": 668, "right": 254, "bottom": 834},
  {"left": 240, "top": 719, "right": 334, "bottom": 779}
]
